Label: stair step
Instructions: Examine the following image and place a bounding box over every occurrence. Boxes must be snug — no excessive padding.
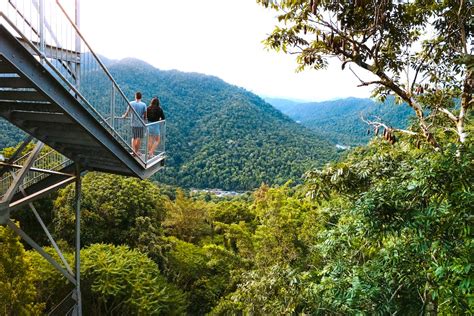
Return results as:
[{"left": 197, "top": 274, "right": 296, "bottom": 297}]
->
[
  {"left": 0, "top": 76, "right": 33, "bottom": 88},
  {"left": 10, "top": 110, "right": 72, "bottom": 124},
  {"left": 0, "top": 61, "right": 18, "bottom": 74},
  {"left": 0, "top": 101, "right": 58, "bottom": 114},
  {"left": 0, "top": 89, "right": 48, "bottom": 102}
]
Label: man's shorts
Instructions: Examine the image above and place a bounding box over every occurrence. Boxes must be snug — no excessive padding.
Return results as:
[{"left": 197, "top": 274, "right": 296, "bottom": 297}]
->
[{"left": 132, "top": 126, "right": 144, "bottom": 139}]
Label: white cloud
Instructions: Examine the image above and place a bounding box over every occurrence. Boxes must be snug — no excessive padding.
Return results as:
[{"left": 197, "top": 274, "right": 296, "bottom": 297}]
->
[{"left": 79, "top": 0, "right": 373, "bottom": 101}]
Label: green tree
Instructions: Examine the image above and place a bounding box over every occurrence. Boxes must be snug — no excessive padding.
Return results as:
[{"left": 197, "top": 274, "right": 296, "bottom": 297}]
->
[
  {"left": 257, "top": 0, "right": 473, "bottom": 148},
  {"left": 0, "top": 223, "right": 44, "bottom": 315},
  {"left": 161, "top": 236, "right": 244, "bottom": 315},
  {"left": 211, "top": 184, "right": 315, "bottom": 314},
  {"left": 213, "top": 138, "right": 473, "bottom": 314},
  {"left": 28, "top": 243, "right": 187, "bottom": 315},
  {"left": 301, "top": 139, "right": 473, "bottom": 314},
  {"left": 53, "top": 172, "right": 166, "bottom": 247},
  {"left": 162, "top": 189, "right": 212, "bottom": 243}
]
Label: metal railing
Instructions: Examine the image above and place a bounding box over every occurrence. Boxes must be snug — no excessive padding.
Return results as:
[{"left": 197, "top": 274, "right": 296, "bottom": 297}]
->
[
  {"left": 0, "top": 148, "right": 72, "bottom": 199},
  {"left": 0, "top": 0, "right": 166, "bottom": 164}
]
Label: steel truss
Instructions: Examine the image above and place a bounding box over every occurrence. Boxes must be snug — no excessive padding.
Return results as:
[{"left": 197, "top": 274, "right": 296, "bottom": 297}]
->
[{"left": 0, "top": 136, "right": 82, "bottom": 315}]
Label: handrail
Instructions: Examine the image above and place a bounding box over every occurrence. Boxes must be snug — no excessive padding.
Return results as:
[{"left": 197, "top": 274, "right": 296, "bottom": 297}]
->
[
  {"left": 1, "top": 0, "right": 166, "bottom": 164},
  {"left": 54, "top": 0, "right": 140, "bottom": 124},
  {"left": 146, "top": 119, "right": 166, "bottom": 127},
  {"left": 0, "top": 148, "right": 72, "bottom": 199}
]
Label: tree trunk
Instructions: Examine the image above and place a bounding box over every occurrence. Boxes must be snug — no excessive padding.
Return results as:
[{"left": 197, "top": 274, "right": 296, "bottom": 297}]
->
[{"left": 458, "top": 68, "right": 473, "bottom": 144}]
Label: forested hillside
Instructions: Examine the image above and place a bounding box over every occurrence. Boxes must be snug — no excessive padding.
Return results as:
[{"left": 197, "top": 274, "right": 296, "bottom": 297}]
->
[
  {"left": 0, "top": 59, "right": 337, "bottom": 190},
  {"left": 0, "top": 119, "right": 25, "bottom": 149},
  {"left": 107, "top": 59, "right": 337, "bottom": 190},
  {"left": 1, "top": 0, "right": 472, "bottom": 314},
  {"left": 266, "top": 96, "right": 413, "bottom": 146}
]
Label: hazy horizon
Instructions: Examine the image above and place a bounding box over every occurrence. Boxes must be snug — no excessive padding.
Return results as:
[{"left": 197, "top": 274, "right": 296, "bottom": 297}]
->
[{"left": 80, "top": 1, "right": 375, "bottom": 103}]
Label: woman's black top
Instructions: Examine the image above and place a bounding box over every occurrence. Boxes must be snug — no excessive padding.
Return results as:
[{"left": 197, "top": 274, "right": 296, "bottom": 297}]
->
[{"left": 147, "top": 106, "right": 165, "bottom": 122}]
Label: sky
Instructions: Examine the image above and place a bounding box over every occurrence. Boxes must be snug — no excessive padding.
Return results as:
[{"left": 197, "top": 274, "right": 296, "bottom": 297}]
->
[{"left": 79, "top": 0, "right": 374, "bottom": 102}]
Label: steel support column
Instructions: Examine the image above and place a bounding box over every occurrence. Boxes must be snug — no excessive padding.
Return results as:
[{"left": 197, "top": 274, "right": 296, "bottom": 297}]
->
[{"left": 72, "top": 164, "right": 82, "bottom": 316}]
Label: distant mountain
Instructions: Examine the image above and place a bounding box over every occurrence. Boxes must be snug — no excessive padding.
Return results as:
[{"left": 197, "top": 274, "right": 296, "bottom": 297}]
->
[
  {"left": 265, "top": 96, "right": 414, "bottom": 146},
  {"left": 0, "top": 59, "right": 338, "bottom": 190},
  {"left": 106, "top": 59, "right": 338, "bottom": 190},
  {"left": 0, "top": 119, "right": 25, "bottom": 149},
  {"left": 263, "top": 98, "right": 299, "bottom": 111}
]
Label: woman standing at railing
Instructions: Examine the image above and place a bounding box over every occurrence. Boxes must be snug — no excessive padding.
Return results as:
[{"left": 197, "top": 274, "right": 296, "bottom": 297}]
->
[{"left": 147, "top": 97, "right": 165, "bottom": 158}]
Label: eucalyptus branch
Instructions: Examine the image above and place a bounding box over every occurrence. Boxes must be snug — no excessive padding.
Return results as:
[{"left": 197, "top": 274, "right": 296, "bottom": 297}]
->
[
  {"left": 357, "top": 80, "right": 385, "bottom": 87},
  {"left": 361, "top": 116, "right": 418, "bottom": 136},
  {"left": 411, "top": 43, "right": 437, "bottom": 93},
  {"left": 438, "top": 107, "right": 458, "bottom": 122},
  {"left": 389, "top": 284, "right": 404, "bottom": 303}
]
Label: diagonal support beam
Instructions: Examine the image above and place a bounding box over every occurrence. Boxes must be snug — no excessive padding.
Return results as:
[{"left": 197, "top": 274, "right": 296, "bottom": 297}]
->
[
  {"left": 6, "top": 219, "right": 77, "bottom": 285},
  {"left": 8, "top": 176, "right": 75, "bottom": 210},
  {"left": 0, "top": 141, "right": 44, "bottom": 204},
  {"left": 19, "top": 186, "right": 74, "bottom": 275},
  {"left": 0, "top": 141, "right": 44, "bottom": 224},
  {"left": 0, "top": 135, "right": 33, "bottom": 177}
]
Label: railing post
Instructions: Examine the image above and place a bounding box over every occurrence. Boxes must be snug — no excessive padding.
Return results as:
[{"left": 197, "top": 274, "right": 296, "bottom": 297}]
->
[
  {"left": 39, "top": 0, "right": 45, "bottom": 56},
  {"left": 144, "top": 123, "right": 148, "bottom": 162},
  {"left": 75, "top": 0, "right": 81, "bottom": 88},
  {"left": 111, "top": 84, "right": 115, "bottom": 129},
  {"left": 74, "top": 164, "right": 82, "bottom": 316}
]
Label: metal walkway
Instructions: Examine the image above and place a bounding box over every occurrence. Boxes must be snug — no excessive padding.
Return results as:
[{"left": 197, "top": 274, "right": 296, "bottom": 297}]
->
[{"left": 0, "top": 1, "right": 166, "bottom": 314}]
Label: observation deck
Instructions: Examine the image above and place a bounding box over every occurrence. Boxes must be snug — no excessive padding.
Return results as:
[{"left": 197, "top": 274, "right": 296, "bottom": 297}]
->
[
  {"left": 0, "top": 2, "right": 166, "bottom": 314},
  {"left": 0, "top": 0, "right": 165, "bottom": 211}
]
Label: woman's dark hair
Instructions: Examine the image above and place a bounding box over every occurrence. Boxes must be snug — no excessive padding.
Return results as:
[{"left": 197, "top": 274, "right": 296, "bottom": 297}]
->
[{"left": 150, "top": 97, "right": 160, "bottom": 108}]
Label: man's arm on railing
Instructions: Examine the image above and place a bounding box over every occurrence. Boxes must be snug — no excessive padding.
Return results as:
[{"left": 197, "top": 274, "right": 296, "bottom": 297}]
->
[{"left": 121, "top": 104, "right": 130, "bottom": 119}]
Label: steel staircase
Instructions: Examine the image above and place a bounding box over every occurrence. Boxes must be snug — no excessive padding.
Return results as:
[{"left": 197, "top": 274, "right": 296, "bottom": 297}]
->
[
  {"left": 0, "top": 1, "right": 166, "bottom": 314},
  {"left": 0, "top": 0, "right": 166, "bottom": 208}
]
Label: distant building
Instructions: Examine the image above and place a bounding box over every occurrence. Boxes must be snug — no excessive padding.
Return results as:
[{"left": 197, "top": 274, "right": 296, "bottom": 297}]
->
[
  {"left": 191, "top": 188, "right": 242, "bottom": 198},
  {"left": 336, "top": 144, "right": 350, "bottom": 150}
]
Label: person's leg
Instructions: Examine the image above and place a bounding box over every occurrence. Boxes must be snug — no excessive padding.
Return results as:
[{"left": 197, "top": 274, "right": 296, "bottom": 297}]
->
[
  {"left": 148, "top": 135, "right": 154, "bottom": 156},
  {"left": 151, "top": 135, "right": 160, "bottom": 154},
  {"left": 132, "top": 137, "right": 138, "bottom": 155},
  {"left": 131, "top": 127, "right": 138, "bottom": 155},
  {"left": 136, "top": 138, "right": 141, "bottom": 155}
]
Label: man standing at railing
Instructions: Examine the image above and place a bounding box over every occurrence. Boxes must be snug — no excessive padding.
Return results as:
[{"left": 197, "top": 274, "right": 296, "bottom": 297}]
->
[{"left": 122, "top": 91, "right": 147, "bottom": 157}]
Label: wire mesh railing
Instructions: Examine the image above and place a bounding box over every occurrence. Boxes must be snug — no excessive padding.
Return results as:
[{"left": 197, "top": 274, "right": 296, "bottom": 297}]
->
[
  {"left": 0, "top": 148, "right": 72, "bottom": 199},
  {"left": 0, "top": 0, "right": 166, "bottom": 164}
]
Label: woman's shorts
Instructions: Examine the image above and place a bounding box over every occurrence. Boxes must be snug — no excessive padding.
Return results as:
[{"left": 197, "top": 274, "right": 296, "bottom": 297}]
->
[
  {"left": 132, "top": 126, "right": 144, "bottom": 139},
  {"left": 148, "top": 124, "right": 161, "bottom": 136}
]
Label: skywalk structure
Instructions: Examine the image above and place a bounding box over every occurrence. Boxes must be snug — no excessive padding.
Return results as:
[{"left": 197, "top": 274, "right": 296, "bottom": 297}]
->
[{"left": 0, "top": 1, "right": 165, "bottom": 314}]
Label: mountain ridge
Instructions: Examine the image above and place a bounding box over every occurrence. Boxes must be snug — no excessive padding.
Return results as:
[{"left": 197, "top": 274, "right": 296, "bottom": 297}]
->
[
  {"left": 265, "top": 96, "right": 414, "bottom": 146},
  {"left": 106, "top": 59, "right": 338, "bottom": 190}
]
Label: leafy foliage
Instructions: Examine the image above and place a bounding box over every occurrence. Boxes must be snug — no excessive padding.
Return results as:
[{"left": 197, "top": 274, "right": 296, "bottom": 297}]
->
[
  {"left": 53, "top": 172, "right": 166, "bottom": 247},
  {"left": 27, "top": 243, "right": 187, "bottom": 315},
  {"left": 258, "top": 0, "right": 473, "bottom": 149},
  {"left": 0, "top": 223, "right": 44, "bottom": 315},
  {"left": 214, "top": 138, "right": 473, "bottom": 314}
]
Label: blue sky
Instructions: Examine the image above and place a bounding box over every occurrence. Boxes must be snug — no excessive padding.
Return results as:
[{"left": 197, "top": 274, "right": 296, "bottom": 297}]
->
[{"left": 80, "top": 0, "right": 374, "bottom": 102}]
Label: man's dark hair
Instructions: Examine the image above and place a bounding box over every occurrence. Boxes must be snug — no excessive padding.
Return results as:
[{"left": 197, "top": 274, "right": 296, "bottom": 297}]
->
[{"left": 135, "top": 91, "right": 142, "bottom": 100}]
